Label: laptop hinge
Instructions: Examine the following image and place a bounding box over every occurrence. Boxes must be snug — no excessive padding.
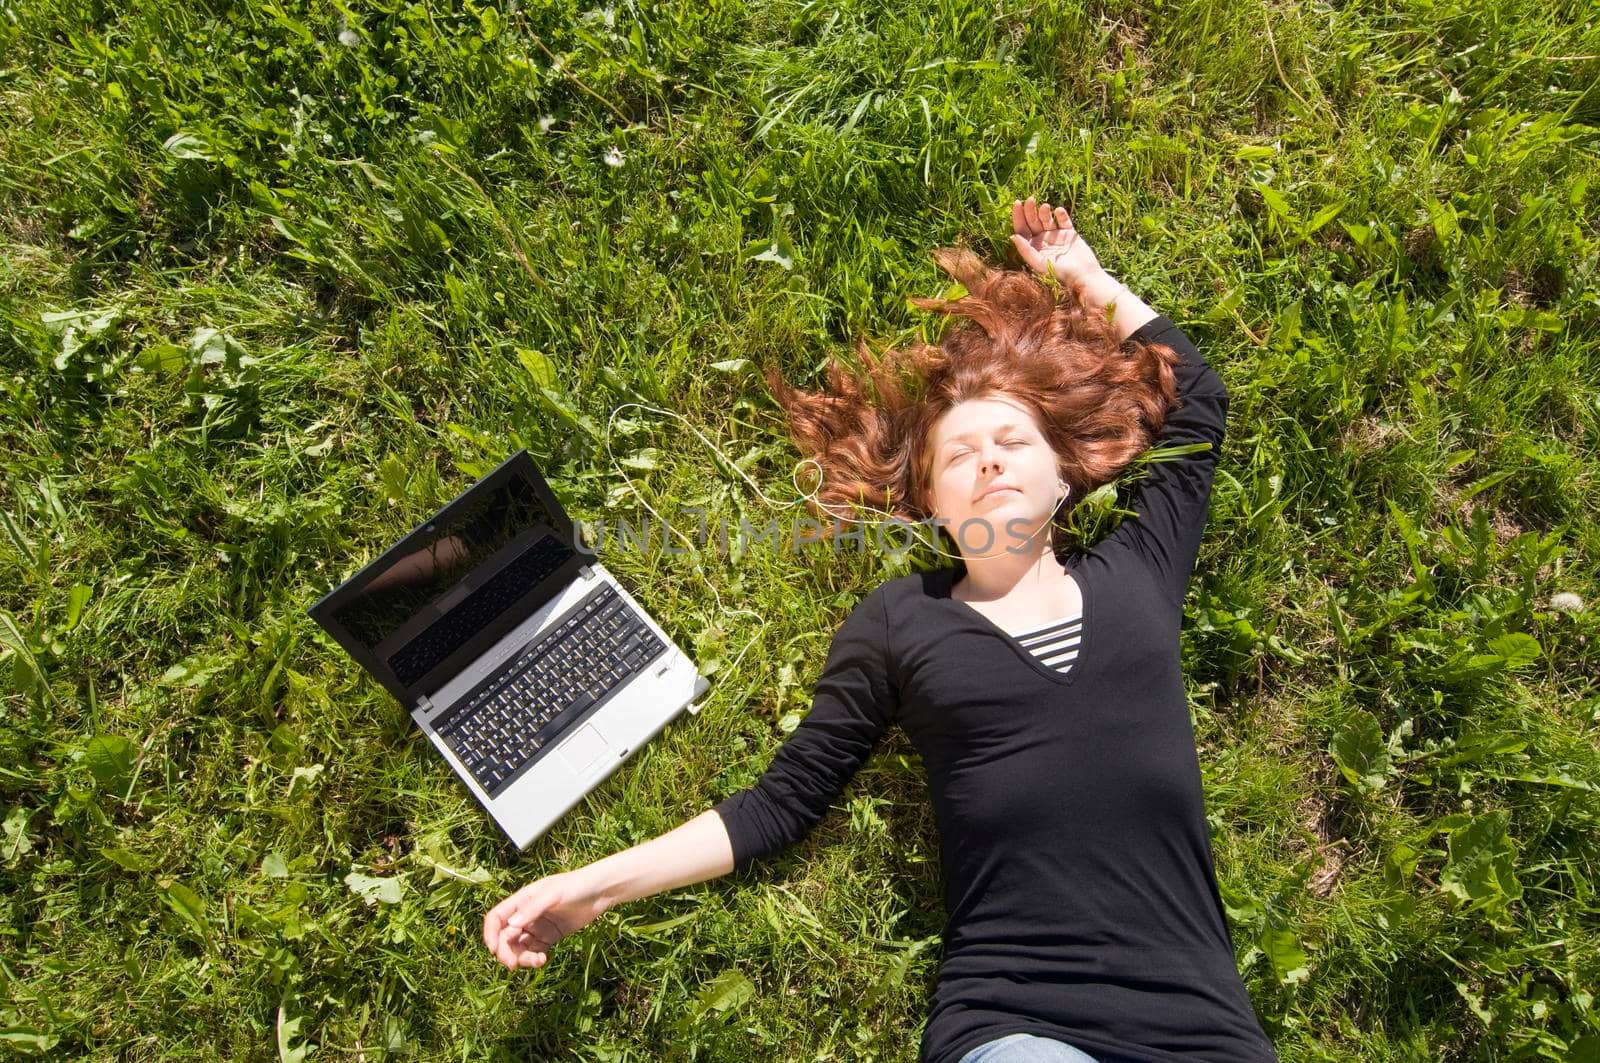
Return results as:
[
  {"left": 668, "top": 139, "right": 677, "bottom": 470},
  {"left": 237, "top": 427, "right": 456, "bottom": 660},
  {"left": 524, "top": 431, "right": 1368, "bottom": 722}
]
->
[
  {"left": 579, "top": 563, "right": 598, "bottom": 581},
  {"left": 415, "top": 694, "right": 434, "bottom": 715}
]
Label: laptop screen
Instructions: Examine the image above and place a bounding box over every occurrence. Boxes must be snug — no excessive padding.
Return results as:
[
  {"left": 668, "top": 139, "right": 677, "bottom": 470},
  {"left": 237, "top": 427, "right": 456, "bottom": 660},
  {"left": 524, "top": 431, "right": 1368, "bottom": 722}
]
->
[{"left": 328, "top": 466, "right": 580, "bottom": 694}]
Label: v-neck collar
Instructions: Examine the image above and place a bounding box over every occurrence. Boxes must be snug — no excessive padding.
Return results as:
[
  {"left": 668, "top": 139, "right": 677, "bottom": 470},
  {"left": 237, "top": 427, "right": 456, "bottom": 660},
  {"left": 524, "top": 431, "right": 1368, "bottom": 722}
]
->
[{"left": 930, "top": 556, "right": 1094, "bottom": 688}]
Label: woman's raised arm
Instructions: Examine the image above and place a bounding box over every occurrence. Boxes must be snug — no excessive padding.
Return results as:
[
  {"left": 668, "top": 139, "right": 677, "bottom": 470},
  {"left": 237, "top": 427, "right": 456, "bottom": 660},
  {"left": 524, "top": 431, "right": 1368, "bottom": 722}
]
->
[
  {"left": 1011, "top": 196, "right": 1227, "bottom": 608},
  {"left": 1010, "top": 196, "right": 1159, "bottom": 340},
  {"left": 1102, "top": 310, "right": 1230, "bottom": 609}
]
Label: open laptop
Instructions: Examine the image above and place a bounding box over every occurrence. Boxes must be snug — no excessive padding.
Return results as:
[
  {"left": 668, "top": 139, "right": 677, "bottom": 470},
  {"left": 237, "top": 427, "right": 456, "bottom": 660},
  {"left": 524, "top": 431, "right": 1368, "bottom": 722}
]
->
[{"left": 307, "top": 449, "right": 710, "bottom": 849}]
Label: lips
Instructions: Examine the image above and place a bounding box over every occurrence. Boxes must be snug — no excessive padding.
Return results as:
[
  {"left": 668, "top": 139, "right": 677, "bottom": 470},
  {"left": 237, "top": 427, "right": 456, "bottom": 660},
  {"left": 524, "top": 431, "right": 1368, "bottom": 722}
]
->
[{"left": 976, "top": 485, "right": 1020, "bottom": 502}]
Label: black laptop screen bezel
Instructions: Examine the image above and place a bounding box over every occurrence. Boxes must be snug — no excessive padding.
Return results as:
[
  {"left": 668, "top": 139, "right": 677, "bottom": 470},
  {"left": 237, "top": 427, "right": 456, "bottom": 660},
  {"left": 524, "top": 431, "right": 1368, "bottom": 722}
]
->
[{"left": 305, "top": 450, "right": 592, "bottom": 708}]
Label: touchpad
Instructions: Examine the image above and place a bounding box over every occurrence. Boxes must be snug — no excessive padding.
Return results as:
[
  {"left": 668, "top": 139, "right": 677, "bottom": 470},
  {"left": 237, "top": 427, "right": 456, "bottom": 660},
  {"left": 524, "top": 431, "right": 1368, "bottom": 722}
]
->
[{"left": 558, "top": 724, "right": 609, "bottom": 773}]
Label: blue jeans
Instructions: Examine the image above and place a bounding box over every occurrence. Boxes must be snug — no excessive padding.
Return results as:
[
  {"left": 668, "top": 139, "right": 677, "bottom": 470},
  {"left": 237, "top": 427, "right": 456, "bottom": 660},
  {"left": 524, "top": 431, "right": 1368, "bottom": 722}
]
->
[{"left": 956, "top": 1032, "right": 1103, "bottom": 1063}]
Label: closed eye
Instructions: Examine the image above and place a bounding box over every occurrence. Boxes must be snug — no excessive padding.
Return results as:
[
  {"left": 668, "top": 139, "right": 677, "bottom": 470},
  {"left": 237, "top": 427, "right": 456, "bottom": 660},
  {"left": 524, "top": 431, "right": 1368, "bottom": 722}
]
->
[{"left": 947, "top": 439, "right": 1028, "bottom": 462}]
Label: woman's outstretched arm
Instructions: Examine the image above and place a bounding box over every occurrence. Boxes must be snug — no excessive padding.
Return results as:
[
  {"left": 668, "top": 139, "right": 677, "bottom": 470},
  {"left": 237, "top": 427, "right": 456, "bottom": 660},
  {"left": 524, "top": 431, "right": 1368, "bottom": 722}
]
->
[
  {"left": 712, "top": 584, "right": 900, "bottom": 871},
  {"left": 483, "top": 809, "right": 737, "bottom": 970},
  {"left": 591, "top": 809, "right": 738, "bottom": 904},
  {"left": 483, "top": 584, "right": 900, "bottom": 970}
]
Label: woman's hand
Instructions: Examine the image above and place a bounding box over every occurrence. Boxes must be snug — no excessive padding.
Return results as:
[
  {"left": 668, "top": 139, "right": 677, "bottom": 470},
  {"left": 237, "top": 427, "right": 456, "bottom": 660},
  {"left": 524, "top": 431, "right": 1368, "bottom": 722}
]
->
[
  {"left": 1011, "top": 197, "right": 1150, "bottom": 334},
  {"left": 483, "top": 869, "right": 610, "bottom": 970},
  {"left": 1010, "top": 196, "right": 1105, "bottom": 286}
]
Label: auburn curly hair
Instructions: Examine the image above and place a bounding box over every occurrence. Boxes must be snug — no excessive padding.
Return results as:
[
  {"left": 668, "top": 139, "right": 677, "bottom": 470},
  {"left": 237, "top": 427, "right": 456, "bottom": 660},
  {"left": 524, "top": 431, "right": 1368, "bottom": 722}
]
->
[{"left": 761, "top": 246, "right": 1186, "bottom": 544}]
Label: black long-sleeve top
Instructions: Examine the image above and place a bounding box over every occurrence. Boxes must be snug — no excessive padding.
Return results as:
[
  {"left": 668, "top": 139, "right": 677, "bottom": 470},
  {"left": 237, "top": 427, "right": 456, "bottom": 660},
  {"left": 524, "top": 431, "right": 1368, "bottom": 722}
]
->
[{"left": 713, "top": 315, "right": 1278, "bottom": 1063}]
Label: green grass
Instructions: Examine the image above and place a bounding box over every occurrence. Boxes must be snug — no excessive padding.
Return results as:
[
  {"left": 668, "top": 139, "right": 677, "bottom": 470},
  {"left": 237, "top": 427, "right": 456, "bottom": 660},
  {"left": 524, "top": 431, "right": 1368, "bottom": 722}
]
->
[{"left": 2, "top": 0, "right": 1598, "bottom": 1058}]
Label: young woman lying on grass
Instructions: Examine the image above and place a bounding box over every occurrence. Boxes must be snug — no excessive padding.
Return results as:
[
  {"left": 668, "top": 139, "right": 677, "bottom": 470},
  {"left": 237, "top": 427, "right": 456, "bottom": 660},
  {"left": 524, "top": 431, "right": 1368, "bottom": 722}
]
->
[{"left": 483, "top": 197, "right": 1279, "bottom": 1063}]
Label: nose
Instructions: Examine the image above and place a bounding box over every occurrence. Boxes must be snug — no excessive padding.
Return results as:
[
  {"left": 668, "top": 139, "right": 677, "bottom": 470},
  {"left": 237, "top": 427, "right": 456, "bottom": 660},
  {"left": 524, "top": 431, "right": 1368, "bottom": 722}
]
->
[{"left": 978, "top": 440, "right": 1004, "bottom": 474}]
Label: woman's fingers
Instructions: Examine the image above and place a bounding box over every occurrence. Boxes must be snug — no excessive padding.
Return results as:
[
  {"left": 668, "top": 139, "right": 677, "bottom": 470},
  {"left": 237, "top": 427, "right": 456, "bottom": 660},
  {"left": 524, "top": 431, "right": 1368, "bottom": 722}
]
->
[
  {"left": 1010, "top": 233, "right": 1045, "bottom": 272},
  {"left": 498, "top": 923, "right": 534, "bottom": 967},
  {"left": 1014, "top": 197, "right": 1050, "bottom": 236},
  {"left": 484, "top": 876, "right": 588, "bottom": 970},
  {"left": 508, "top": 907, "right": 565, "bottom": 943},
  {"left": 1010, "top": 195, "right": 1096, "bottom": 280},
  {"left": 498, "top": 918, "right": 552, "bottom": 968},
  {"left": 484, "top": 883, "right": 533, "bottom": 951},
  {"left": 1013, "top": 197, "right": 1074, "bottom": 237},
  {"left": 484, "top": 900, "right": 511, "bottom": 952},
  {"left": 496, "top": 917, "right": 523, "bottom": 965},
  {"left": 1036, "top": 198, "right": 1054, "bottom": 232},
  {"left": 487, "top": 885, "right": 538, "bottom": 965}
]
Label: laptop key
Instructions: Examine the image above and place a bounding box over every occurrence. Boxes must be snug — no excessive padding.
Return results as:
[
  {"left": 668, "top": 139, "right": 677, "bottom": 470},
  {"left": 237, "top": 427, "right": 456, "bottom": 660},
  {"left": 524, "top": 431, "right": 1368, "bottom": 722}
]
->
[{"left": 540, "top": 694, "right": 594, "bottom": 744}]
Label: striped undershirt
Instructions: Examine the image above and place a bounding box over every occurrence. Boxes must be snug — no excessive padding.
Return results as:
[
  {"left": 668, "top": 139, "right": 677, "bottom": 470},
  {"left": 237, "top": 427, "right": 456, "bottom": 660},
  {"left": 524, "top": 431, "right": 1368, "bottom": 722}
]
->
[{"left": 1008, "top": 609, "right": 1085, "bottom": 676}]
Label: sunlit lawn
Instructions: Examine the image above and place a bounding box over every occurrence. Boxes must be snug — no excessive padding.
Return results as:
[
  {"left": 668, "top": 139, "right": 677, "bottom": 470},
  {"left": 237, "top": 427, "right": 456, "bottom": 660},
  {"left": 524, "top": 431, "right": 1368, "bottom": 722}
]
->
[{"left": 2, "top": 1, "right": 1598, "bottom": 1059}]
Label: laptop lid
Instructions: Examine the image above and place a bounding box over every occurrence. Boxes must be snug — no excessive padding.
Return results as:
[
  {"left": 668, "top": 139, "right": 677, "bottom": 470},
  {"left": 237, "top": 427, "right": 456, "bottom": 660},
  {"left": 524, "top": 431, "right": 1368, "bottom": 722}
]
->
[{"left": 306, "top": 450, "right": 592, "bottom": 708}]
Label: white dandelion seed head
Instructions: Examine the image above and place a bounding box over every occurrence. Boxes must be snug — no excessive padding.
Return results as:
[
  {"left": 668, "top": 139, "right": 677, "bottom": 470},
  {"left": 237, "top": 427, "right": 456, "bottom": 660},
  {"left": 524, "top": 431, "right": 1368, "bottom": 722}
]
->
[
  {"left": 338, "top": 28, "right": 360, "bottom": 47},
  {"left": 1549, "top": 591, "right": 1585, "bottom": 614},
  {"left": 538, "top": 115, "right": 556, "bottom": 133},
  {"left": 603, "top": 146, "right": 626, "bottom": 168}
]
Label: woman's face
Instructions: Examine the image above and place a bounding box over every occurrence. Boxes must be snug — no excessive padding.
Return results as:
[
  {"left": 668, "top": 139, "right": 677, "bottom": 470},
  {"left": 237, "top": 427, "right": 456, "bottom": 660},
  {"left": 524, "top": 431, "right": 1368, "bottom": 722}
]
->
[{"left": 924, "top": 394, "right": 1063, "bottom": 557}]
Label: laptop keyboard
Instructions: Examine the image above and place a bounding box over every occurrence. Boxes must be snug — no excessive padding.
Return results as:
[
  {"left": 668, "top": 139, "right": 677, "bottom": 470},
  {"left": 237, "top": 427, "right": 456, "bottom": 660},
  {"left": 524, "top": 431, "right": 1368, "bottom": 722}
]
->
[{"left": 431, "top": 582, "right": 666, "bottom": 797}]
